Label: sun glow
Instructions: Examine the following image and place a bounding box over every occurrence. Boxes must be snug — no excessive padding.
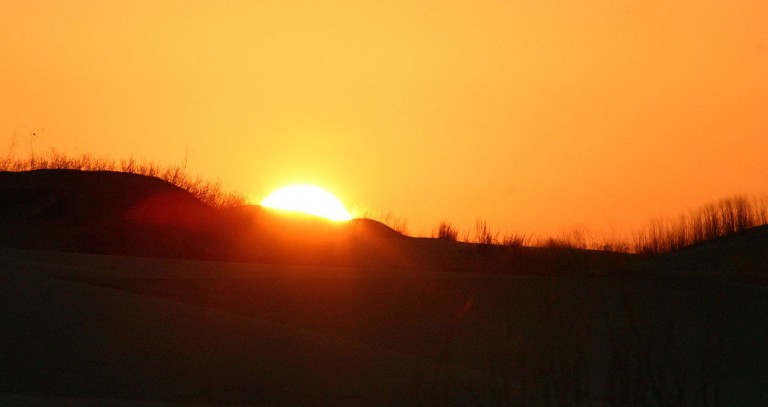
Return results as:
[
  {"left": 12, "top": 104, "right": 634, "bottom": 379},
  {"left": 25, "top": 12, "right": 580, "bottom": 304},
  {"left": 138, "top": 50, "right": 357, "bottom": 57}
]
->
[{"left": 261, "top": 184, "right": 353, "bottom": 221}]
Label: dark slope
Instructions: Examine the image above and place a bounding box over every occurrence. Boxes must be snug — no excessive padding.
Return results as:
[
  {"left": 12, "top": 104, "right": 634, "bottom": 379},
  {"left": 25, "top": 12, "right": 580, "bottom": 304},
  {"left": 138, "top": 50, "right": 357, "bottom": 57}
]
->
[
  {"left": 0, "top": 170, "right": 211, "bottom": 257},
  {"left": 643, "top": 224, "right": 768, "bottom": 284}
]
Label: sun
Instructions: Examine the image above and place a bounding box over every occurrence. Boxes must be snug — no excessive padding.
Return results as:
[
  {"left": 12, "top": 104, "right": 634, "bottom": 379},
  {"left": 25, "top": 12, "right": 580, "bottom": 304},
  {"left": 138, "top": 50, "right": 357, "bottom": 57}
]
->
[{"left": 261, "top": 184, "right": 353, "bottom": 221}]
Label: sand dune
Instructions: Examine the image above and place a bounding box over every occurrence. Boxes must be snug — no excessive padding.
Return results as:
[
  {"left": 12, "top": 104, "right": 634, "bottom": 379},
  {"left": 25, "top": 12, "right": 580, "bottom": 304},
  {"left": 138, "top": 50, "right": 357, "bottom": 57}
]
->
[{"left": 2, "top": 170, "right": 767, "bottom": 405}]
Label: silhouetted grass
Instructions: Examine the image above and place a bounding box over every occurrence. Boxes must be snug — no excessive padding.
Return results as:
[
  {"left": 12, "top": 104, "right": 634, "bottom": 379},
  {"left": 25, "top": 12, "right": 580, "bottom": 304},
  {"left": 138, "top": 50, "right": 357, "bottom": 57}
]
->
[
  {"left": 0, "top": 150, "right": 245, "bottom": 208},
  {"left": 452, "top": 195, "right": 767, "bottom": 255},
  {"left": 474, "top": 218, "right": 499, "bottom": 245},
  {"left": 501, "top": 231, "right": 531, "bottom": 248},
  {"left": 535, "top": 226, "right": 593, "bottom": 250},
  {"left": 358, "top": 209, "right": 409, "bottom": 235},
  {"left": 632, "top": 195, "right": 768, "bottom": 255},
  {"left": 433, "top": 220, "right": 459, "bottom": 241}
]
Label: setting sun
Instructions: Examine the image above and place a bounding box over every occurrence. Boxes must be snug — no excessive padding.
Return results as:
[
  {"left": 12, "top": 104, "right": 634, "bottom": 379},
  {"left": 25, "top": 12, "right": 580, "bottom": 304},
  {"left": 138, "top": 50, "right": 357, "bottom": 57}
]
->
[{"left": 261, "top": 184, "right": 352, "bottom": 221}]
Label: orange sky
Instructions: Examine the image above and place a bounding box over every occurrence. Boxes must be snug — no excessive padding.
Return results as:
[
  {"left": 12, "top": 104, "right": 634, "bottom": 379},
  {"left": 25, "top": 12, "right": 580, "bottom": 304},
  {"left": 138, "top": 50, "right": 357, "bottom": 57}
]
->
[{"left": 2, "top": 1, "right": 767, "bottom": 238}]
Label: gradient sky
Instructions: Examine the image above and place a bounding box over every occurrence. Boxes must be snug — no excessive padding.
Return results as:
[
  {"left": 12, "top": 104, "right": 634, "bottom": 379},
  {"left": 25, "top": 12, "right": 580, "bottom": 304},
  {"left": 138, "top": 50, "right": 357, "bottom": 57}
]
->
[{"left": 2, "top": 0, "right": 767, "bottom": 238}]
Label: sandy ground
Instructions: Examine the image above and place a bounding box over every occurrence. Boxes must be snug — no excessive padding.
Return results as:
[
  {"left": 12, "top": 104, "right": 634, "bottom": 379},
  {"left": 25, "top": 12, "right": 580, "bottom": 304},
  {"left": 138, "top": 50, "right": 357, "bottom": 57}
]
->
[{"left": 2, "top": 247, "right": 767, "bottom": 406}]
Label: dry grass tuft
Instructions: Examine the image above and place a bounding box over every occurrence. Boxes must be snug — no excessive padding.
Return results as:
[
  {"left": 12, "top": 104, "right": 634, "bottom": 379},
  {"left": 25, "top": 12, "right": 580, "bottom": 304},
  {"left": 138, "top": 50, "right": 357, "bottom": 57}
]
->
[
  {"left": 500, "top": 231, "right": 531, "bottom": 247},
  {"left": 433, "top": 221, "right": 459, "bottom": 241},
  {"left": 474, "top": 218, "right": 499, "bottom": 245}
]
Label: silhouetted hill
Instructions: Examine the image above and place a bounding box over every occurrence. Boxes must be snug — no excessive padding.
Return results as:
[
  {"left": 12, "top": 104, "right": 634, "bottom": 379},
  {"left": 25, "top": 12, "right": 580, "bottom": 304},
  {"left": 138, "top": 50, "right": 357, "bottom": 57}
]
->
[
  {"left": 0, "top": 169, "right": 208, "bottom": 220},
  {"left": 0, "top": 170, "right": 412, "bottom": 266}
]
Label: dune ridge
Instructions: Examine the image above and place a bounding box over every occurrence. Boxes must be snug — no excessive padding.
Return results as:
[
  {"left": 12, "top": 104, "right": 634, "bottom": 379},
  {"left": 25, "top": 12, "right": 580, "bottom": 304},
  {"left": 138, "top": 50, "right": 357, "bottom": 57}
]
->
[{"left": 0, "top": 169, "right": 635, "bottom": 275}]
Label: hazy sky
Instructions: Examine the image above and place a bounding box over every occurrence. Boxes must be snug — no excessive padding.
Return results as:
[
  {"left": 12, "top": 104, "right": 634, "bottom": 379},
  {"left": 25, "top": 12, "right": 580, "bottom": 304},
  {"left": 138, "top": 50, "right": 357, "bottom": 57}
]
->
[{"left": 2, "top": 0, "right": 767, "bottom": 238}]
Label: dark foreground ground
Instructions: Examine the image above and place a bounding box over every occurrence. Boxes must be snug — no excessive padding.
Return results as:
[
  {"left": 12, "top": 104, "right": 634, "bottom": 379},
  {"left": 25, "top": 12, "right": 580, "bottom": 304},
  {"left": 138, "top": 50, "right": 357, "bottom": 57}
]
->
[{"left": 1, "top": 247, "right": 767, "bottom": 406}]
